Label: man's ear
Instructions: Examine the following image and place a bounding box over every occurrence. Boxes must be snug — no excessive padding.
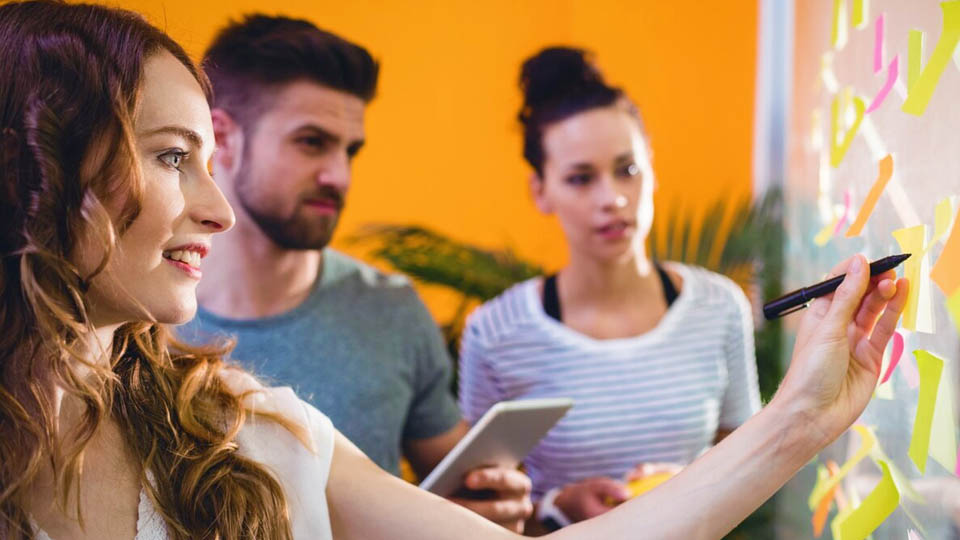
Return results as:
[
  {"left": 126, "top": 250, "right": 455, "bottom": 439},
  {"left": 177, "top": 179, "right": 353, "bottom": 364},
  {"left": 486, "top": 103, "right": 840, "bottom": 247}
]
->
[
  {"left": 211, "top": 108, "right": 243, "bottom": 176},
  {"left": 530, "top": 172, "right": 552, "bottom": 214}
]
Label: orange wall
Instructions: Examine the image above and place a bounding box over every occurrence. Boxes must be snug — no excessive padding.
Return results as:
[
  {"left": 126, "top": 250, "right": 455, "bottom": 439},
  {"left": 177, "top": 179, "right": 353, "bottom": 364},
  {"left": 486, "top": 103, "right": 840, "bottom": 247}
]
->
[{"left": 105, "top": 0, "right": 758, "bottom": 322}]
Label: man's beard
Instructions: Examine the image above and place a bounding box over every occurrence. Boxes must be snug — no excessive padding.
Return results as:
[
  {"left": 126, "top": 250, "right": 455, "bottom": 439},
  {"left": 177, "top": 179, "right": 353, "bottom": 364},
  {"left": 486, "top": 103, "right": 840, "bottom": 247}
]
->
[{"left": 234, "top": 168, "right": 344, "bottom": 250}]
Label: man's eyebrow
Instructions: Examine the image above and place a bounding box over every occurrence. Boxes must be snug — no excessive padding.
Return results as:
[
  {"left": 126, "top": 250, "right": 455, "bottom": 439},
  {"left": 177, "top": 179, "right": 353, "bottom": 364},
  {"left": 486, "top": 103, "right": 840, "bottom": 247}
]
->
[
  {"left": 293, "top": 124, "right": 340, "bottom": 142},
  {"left": 139, "top": 125, "right": 204, "bottom": 149}
]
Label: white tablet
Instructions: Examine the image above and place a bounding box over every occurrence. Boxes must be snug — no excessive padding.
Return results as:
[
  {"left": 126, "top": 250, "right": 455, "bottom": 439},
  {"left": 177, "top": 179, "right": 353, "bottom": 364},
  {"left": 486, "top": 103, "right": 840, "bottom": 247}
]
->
[{"left": 419, "top": 397, "right": 574, "bottom": 496}]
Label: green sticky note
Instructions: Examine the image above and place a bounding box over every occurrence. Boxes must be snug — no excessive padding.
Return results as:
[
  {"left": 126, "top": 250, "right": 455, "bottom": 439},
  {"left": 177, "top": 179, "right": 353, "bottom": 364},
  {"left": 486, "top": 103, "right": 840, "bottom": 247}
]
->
[
  {"left": 948, "top": 290, "right": 960, "bottom": 333},
  {"left": 831, "top": 460, "right": 900, "bottom": 540},
  {"left": 931, "top": 354, "right": 958, "bottom": 472},
  {"left": 909, "top": 351, "right": 944, "bottom": 473},
  {"left": 893, "top": 225, "right": 934, "bottom": 332},
  {"left": 902, "top": 1, "right": 960, "bottom": 116},
  {"left": 830, "top": 89, "right": 865, "bottom": 168}
]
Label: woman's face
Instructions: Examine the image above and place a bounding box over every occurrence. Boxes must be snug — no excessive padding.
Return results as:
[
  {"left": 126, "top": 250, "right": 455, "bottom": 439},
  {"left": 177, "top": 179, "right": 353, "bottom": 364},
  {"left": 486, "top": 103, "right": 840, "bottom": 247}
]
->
[
  {"left": 81, "top": 51, "right": 235, "bottom": 327},
  {"left": 533, "top": 105, "right": 653, "bottom": 263}
]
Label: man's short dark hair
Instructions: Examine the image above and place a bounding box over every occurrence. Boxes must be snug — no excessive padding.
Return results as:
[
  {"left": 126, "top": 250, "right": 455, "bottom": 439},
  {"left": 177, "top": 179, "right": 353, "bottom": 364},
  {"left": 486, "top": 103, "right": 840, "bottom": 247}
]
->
[{"left": 203, "top": 14, "right": 379, "bottom": 126}]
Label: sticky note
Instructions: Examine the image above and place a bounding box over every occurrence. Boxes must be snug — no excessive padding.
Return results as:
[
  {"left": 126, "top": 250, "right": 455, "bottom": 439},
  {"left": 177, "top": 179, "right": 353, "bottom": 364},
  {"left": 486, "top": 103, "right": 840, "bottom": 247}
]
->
[
  {"left": 934, "top": 196, "right": 957, "bottom": 243},
  {"left": 948, "top": 290, "right": 960, "bottom": 334},
  {"left": 931, "top": 210, "right": 960, "bottom": 296},
  {"left": 900, "top": 342, "right": 922, "bottom": 389},
  {"left": 909, "top": 350, "right": 944, "bottom": 473},
  {"left": 880, "top": 330, "right": 904, "bottom": 383},
  {"left": 902, "top": 1, "right": 960, "bottom": 116},
  {"left": 866, "top": 55, "right": 899, "bottom": 113},
  {"left": 816, "top": 215, "right": 840, "bottom": 246},
  {"left": 831, "top": 89, "right": 865, "bottom": 167},
  {"left": 853, "top": 0, "right": 868, "bottom": 28},
  {"left": 833, "top": 190, "right": 853, "bottom": 236},
  {"left": 809, "top": 425, "right": 876, "bottom": 509},
  {"left": 812, "top": 465, "right": 835, "bottom": 537},
  {"left": 893, "top": 226, "right": 935, "bottom": 333},
  {"left": 873, "top": 13, "right": 885, "bottom": 73},
  {"left": 830, "top": 460, "right": 900, "bottom": 540},
  {"left": 845, "top": 155, "right": 893, "bottom": 237},
  {"left": 832, "top": 0, "right": 849, "bottom": 50},
  {"left": 930, "top": 354, "right": 957, "bottom": 472}
]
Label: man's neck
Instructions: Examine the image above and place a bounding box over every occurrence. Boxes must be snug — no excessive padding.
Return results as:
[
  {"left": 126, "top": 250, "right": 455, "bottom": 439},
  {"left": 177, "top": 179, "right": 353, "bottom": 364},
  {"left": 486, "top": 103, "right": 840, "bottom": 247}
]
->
[{"left": 197, "top": 220, "right": 323, "bottom": 319}]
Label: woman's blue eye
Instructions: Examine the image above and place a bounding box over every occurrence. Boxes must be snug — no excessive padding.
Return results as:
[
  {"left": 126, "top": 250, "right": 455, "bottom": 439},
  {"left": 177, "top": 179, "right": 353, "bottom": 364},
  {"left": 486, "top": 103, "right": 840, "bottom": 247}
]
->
[{"left": 159, "top": 150, "right": 188, "bottom": 170}]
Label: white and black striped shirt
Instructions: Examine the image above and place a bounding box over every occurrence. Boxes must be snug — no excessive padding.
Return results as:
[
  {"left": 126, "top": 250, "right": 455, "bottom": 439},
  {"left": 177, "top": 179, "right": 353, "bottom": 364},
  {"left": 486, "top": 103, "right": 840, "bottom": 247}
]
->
[{"left": 458, "top": 263, "right": 761, "bottom": 499}]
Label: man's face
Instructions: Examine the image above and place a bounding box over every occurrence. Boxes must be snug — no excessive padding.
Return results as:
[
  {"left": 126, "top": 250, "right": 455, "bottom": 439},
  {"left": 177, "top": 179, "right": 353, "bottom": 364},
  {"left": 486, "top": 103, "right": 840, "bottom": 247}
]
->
[{"left": 234, "top": 81, "right": 366, "bottom": 250}]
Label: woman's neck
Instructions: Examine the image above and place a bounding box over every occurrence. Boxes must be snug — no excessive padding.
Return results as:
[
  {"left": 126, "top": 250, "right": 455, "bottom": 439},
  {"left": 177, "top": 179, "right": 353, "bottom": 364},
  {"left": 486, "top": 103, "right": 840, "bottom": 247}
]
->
[{"left": 559, "top": 248, "right": 658, "bottom": 306}]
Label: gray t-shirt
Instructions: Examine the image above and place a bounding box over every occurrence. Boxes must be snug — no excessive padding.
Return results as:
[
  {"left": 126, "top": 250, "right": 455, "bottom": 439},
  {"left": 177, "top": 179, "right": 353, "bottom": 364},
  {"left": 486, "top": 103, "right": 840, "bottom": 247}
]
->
[{"left": 178, "top": 249, "right": 462, "bottom": 475}]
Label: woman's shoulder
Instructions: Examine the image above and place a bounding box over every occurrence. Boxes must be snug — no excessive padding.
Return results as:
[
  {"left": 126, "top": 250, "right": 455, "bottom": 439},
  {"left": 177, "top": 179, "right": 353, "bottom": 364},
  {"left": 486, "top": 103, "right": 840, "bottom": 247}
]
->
[{"left": 464, "top": 277, "right": 541, "bottom": 343}]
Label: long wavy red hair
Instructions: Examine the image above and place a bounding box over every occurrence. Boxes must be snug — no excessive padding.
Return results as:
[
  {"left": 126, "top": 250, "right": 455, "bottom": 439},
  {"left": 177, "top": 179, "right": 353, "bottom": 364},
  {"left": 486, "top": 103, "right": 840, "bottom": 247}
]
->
[{"left": 0, "top": 2, "right": 299, "bottom": 538}]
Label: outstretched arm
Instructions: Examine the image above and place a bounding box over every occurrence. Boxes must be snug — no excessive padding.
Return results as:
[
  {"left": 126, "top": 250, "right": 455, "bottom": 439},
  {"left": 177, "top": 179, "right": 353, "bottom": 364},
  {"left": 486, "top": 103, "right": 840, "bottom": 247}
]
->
[{"left": 327, "top": 255, "right": 907, "bottom": 540}]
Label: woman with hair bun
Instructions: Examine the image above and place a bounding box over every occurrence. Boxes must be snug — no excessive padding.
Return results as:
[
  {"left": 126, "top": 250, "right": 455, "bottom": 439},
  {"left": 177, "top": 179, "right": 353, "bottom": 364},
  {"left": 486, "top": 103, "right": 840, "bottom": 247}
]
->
[
  {"left": 0, "top": 3, "right": 907, "bottom": 538},
  {"left": 459, "top": 47, "right": 768, "bottom": 530}
]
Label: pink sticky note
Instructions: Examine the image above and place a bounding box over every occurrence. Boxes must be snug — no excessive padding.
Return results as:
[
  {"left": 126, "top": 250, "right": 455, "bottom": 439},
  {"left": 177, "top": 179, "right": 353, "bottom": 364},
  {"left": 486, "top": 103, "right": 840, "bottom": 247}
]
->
[
  {"left": 874, "top": 14, "right": 885, "bottom": 73},
  {"left": 833, "top": 190, "right": 853, "bottom": 236},
  {"left": 880, "top": 331, "right": 905, "bottom": 383},
  {"left": 955, "top": 444, "right": 960, "bottom": 477},
  {"left": 866, "top": 55, "right": 899, "bottom": 113}
]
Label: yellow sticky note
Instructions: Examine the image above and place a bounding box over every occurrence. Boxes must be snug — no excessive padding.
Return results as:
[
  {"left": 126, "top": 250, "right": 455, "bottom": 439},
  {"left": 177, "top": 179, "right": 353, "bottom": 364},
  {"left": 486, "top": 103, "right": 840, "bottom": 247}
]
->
[
  {"left": 931, "top": 211, "right": 960, "bottom": 297},
  {"left": 809, "top": 425, "right": 876, "bottom": 510},
  {"left": 846, "top": 155, "right": 893, "bottom": 237},
  {"left": 852, "top": 0, "right": 868, "bottom": 28},
  {"left": 831, "top": 89, "right": 865, "bottom": 167},
  {"left": 893, "top": 226, "right": 935, "bottom": 333},
  {"left": 832, "top": 0, "right": 849, "bottom": 49},
  {"left": 902, "top": 1, "right": 960, "bottom": 116},
  {"left": 909, "top": 351, "right": 944, "bottom": 473},
  {"left": 948, "top": 290, "right": 960, "bottom": 333},
  {"left": 934, "top": 196, "right": 957, "bottom": 243},
  {"left": 830, "top": 460, "right": 900, "bottom": 540},
  {"left": 815, "top": 216, "right": 840, "bottom": 246}
]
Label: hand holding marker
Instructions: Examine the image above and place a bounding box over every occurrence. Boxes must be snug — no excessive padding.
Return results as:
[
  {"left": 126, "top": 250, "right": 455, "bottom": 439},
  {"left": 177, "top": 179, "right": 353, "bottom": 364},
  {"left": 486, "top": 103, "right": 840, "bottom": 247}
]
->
[{"left": 763, "top": 254, "right": 910, "bottom": 320}]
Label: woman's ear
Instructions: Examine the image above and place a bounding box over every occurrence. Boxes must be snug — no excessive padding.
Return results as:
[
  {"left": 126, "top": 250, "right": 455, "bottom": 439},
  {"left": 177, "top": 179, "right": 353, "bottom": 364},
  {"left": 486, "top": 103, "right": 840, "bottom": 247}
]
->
[
  {"left": 210, "top": 108, "right": 243, "bottom": 181},
  {"left": 530, "top": 172, "right": 552, "bottom": 214}
]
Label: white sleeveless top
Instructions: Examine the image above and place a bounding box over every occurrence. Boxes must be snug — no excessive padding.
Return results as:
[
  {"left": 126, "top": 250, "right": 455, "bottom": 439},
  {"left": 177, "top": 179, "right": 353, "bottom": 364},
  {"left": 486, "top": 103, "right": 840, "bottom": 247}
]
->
[{"left": 35, "top": 384, "right": 336, "bottom": 540}]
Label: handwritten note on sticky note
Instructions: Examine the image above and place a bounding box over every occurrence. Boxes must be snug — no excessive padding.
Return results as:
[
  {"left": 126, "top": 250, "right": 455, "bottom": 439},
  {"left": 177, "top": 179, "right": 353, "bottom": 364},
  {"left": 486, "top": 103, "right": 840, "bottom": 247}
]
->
[
  {"left": 830, "top": 460, "right": 900, "bottom": 540},
  {"left": 809, "top": 425, "right": 876, "bottom": 509},
  {"left": 893, "top": 226, "right": 935, "bottom": 332},
  {"left": 931, "top": 211, "right": 960, "bottom": 296},
  {"left": 902, "top": 1, "right": 960, "bottom": 116},
  {"left": 909, "top": 351, "right": 944, "bottom": 473},
  {"left": 846, "top": 155, "right": 893, "bottom": 237},
  {"left": 930, "top": 353, "right": 957, "bottom": 472}
]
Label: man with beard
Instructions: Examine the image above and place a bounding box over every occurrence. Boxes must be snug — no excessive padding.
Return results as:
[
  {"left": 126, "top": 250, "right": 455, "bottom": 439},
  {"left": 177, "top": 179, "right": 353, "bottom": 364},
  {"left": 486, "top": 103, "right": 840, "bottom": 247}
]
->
[{"left": 181, "top": 14, "right": 533, "bottom": 532}]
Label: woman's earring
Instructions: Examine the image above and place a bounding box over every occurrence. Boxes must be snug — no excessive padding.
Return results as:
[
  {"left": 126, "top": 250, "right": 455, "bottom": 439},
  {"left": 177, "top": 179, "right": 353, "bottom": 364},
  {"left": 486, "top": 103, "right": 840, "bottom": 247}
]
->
[{"left": 614, "top": 195, "right": 628, "bottom": 208}]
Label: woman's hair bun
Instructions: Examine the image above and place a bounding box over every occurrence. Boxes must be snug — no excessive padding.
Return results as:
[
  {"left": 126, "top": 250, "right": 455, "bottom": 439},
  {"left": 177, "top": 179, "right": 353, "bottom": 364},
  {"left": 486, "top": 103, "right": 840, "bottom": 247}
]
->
[{"left": 519, "top": 47, "right": 610, "bottom": 113}]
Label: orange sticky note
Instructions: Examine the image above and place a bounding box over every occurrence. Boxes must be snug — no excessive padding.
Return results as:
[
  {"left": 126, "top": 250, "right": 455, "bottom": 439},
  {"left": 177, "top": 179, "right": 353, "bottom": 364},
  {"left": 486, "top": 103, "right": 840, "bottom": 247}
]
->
[
  {"left": 846, "top": 155, "right": 893, "bottom": 237},
  {"left": 931, "top": 212, "right": 960, "bottom": 296},
  {"left": 902, "top": 1, "right": 960, "bottom": 116}
]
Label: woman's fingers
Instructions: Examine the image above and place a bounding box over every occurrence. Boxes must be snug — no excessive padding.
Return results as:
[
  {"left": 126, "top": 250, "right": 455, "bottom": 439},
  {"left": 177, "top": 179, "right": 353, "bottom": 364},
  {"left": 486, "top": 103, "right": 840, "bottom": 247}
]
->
[
  {"left": 822, "top": 255, "right": 870, "bottom": 335},
  {"left": 852, "top": 276, "right": 897, "bottom": 333},
  {"left": 863, "top": 278, "right": 910, "bottom": 365}
]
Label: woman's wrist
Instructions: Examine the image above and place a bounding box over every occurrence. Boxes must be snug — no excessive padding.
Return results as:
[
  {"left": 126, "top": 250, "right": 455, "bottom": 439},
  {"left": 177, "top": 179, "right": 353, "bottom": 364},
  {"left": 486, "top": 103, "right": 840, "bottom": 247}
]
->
[{"left": 762, "top": 395, "right": 833, "bottom": 464}]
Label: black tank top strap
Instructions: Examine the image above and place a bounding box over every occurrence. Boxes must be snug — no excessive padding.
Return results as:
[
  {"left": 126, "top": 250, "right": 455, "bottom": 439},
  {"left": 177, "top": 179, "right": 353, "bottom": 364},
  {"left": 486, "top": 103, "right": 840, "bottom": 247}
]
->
[
  {"left": 655, "top": 263, "right": 679, "bottom": 307},
  {"left": 542, "top": 274, "right": 562, "bottom": 321}
]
